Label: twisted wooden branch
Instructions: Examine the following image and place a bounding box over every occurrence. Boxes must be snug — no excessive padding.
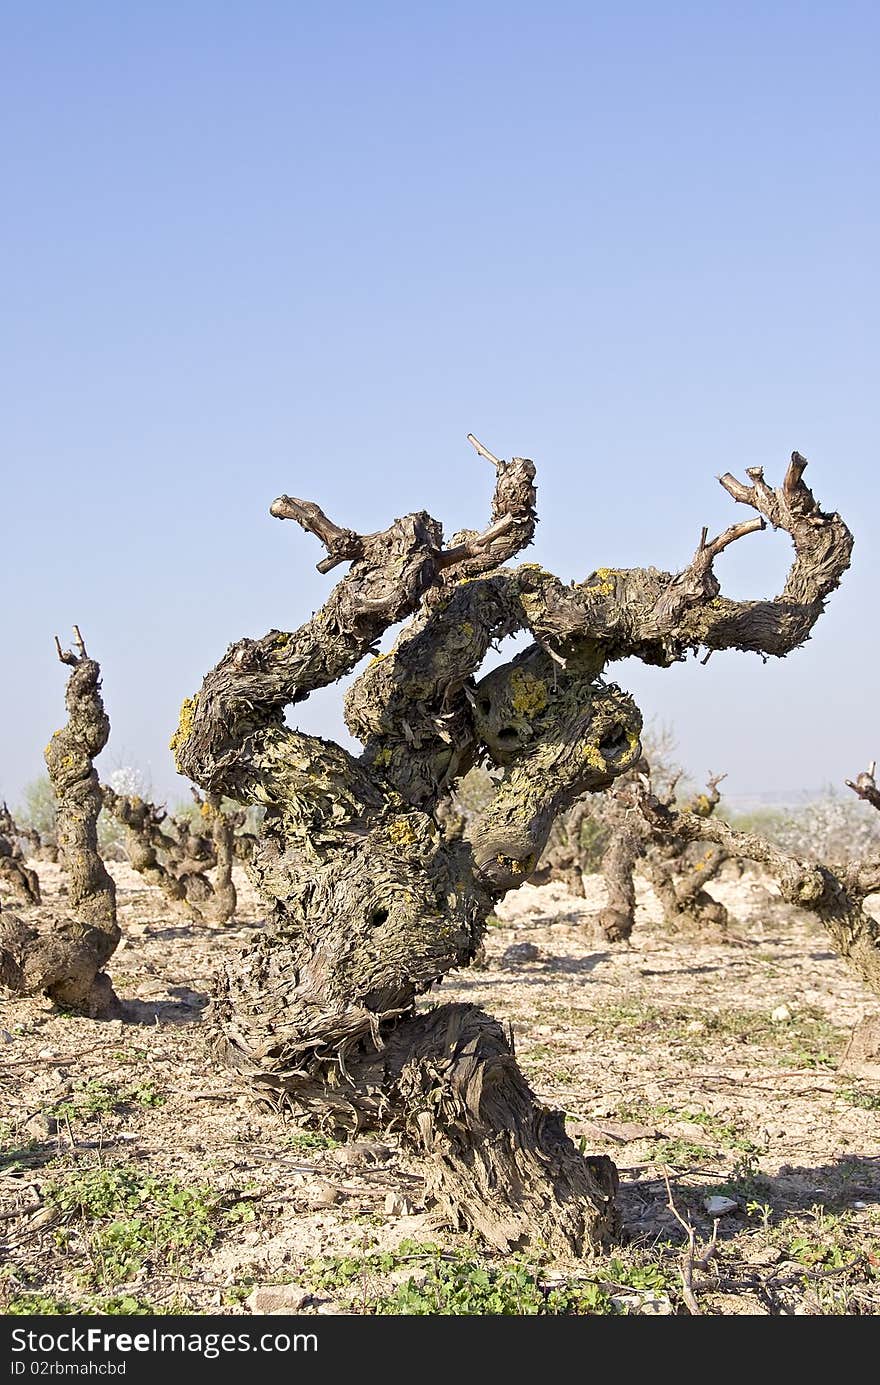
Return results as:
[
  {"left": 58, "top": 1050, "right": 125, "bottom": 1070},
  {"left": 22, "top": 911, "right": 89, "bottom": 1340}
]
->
[
  {"left": 0, "top": 804, "right": 41, "bottom": 906},
  {"left": 846, "top": 761, "right": 880, "bottom": 813},
  {"left": 171, "top": 439, "right": 852, "bottom": 1253},
  {"left": 637, "top": 789, "right": 880, "bottom": 997},
  {"left": 1, "top": 632, "right": 121, "bottom": 1016}
]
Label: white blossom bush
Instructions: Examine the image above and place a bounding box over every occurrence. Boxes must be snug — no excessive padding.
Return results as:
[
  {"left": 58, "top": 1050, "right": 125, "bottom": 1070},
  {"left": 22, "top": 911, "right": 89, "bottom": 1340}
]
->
[{"left": 774, "top": 791, "right": 880, "bottom": 866}]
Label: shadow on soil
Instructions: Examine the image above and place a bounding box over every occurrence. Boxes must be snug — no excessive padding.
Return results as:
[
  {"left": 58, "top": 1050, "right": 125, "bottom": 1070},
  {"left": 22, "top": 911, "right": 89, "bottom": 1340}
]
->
[
  {"left": 455, "top": 954, "right": 612, "bottom": 987},
  {"left": 617, "top": 1153, "right": 880, "bottom": 1243},
  {"left": 122, "top": 986, "right": 208, "bottom": 1026}
]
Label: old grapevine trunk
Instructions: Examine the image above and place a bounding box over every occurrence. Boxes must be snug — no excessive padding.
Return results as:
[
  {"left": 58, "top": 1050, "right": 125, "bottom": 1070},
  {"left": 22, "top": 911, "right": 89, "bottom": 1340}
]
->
[
  {"left": 635, "top": 770, "right": 731, "bottom": 936},
  {"left": 174, "top": 442, "right": 851, "bottom": 1253},
  {"left": 100, "top": 786, "right": 241, "bottom": 924},
  {"left": 0, "top": 804, "right": 41, "bottom": 907},
  {"left": 0, "top": 631, "right": 122, "bottom": 1017},
  {"left": 640, "top": 795, "right": 880, "bottom": 999},
  {"left": 101, "top": 786, "right": 189, "bottom": 910},
  {"left": 531, "top": 764, "right": 731, "bottom": 941}
]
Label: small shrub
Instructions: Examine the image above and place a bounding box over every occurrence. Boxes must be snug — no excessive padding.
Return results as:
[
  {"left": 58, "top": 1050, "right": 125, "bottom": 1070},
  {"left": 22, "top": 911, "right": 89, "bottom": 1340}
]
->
[{"left": 15, "top": 775, "right": 57, "bottom": 835}]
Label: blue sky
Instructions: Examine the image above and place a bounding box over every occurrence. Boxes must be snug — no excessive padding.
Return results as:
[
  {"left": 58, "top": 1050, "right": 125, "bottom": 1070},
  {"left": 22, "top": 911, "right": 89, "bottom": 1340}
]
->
[{"left": 2, "top": 1, "right": 878, "bottom": 811}]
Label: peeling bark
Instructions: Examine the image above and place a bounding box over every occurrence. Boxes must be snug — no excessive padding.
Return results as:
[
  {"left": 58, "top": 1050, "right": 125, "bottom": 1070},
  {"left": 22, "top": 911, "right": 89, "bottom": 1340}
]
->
[
  {"left": 101, "top": 787, "right": 189, "bottom": 910},
  {"left": 639, "top": 794, "right": 880, "bottom": 998},
  {"left": 0, "top": 630, "right": 121, "bottom": 1017},
  {"left": 534, "top": 765, "right": 730, "bottom": 940},
  {"left": 0, "top": 805, "right": 41, "bottom": 906},
  {"left": 175, "top": 444, "right": 851, "bottom": 1251}
]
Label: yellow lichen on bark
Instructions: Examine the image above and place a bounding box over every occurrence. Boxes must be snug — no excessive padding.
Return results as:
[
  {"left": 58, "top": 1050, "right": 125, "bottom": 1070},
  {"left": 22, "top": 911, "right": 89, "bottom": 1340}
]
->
[
  {"left": 582, "top": 567, "right": 617, "bottom": 597},
  {"left": 509, "top": 669, "right": 548, "bottom": 717},
  {"left": 386, "top": 817, "right": 419, "bottom": 848},
  {"left": 170, "top": 695, "right": 199, "bottom": 769}
]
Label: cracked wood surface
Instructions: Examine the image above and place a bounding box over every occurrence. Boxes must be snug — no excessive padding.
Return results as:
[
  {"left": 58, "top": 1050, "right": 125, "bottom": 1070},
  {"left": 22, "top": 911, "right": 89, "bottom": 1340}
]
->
[{"left": 171, "top": 443, "right": 852, "bottom": 1252}]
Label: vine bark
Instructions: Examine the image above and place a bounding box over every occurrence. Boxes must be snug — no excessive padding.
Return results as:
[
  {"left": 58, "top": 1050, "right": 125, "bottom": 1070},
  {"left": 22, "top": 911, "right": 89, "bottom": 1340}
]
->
[{"left": 174, "top": 444, "right": 852, "bottom": 1252}]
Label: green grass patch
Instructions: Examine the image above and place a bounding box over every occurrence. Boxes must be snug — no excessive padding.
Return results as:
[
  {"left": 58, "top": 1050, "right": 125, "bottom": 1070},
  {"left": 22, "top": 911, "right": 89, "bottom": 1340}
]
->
[
  {"left": 784, "top": 1207, "right": 856, "bottom": 1269},
  {"left": 283, "top": 1129, "right": 340, "bottom": 1153},
  {"left": 840, "top": 1084, "right": 880, "bottom": 1112},
  {"left": 585, "top": 1001, "right": 844, "bottom": 1068},
  {"left": 43, "top": 1166, "right": 242, "bottom": 1290},
  {"left": 303, "top": 1243, "right": 675, "bottom": 1315},
  {"left": 4, "top": 1293, "right": 166, "bottom": 1316},
  {"left": 52, "top": 1079, "right": 166, "bottom": 1125},
  {"left": 614, "top": 1101, "right": 760, "bottom": 1160}
]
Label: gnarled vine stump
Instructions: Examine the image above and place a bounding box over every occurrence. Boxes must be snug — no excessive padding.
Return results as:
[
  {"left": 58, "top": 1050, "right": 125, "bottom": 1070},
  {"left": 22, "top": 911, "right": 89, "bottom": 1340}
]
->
[
  {"left": 174, "top": 442, "right": 851, "bottom": 1253},
  {"left": 101, "top": 785, "right": 243, "bottom": 924},
  {"left": 0, "top": 804, "right": 41, "bottom": 906},
  {"left": 0, "top": 630, "right": 121, "bottom": 1017},
  {"left": 639, "top": 791, "right": 880, "bottom": 999},
  {"left": 101, "top": 786, "right": 189, "bottom": 910},
  {"left": 628, "top": 767, "right": 732, "bottom": 938},
  {"left": 531, "top": 762, "right": 731, "bottom": 941}
]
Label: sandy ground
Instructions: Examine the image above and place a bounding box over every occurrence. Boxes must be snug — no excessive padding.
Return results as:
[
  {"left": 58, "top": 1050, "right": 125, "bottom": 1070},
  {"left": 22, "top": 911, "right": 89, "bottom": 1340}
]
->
[{"left": 1, "top": 859, "right": 878, "bottom": 1316}]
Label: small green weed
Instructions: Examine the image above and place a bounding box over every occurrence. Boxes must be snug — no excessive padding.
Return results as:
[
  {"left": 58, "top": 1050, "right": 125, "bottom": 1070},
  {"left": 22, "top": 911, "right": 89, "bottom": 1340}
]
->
[
  {"left": 708, "top": 1152, "right": 770, "bottom": 1203},
  {"left": 4, "top": 1292, "right": 164, "bottom": 1315},
  {"left": 43, "top": 1166, "right": 239, "bottom": 1290},
  {"left": 53, "top": 1080, "right": 166, "bottom": 1124},
  {"left": 304, "top": 1244, "right": 674, "bottom": 1315},
  {"left": 746, "top": 1200, "right": 774, "bottom": 1230},
  {"left": 284, "top": 1130, "right": 340, "bottom": 1153},
  {"left": 784, "top": 1208, "right": 854, "bottom": 1271},
  {"left": 840, "top": 1085, "right": 880, "bottom": 1112}
]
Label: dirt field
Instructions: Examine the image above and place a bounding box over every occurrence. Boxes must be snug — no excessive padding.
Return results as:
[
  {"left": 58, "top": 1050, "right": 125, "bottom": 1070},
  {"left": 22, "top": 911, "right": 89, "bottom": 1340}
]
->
[{"left": 2, "top": 859, "right": 878, "bottom": 1316}]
